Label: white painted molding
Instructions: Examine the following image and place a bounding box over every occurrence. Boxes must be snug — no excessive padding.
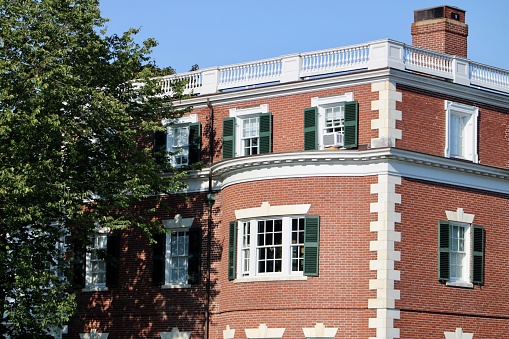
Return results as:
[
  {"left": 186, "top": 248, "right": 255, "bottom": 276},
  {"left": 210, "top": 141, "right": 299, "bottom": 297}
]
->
[
  {"left": 162, "top": 114, "right": 197, "bottom": 126},
  {"left": 302, "top": 323, "right": 338, "bottom": 338},
  {"left": 245, "top": 324, "right": 285, "bottom": 338},
  {"left": 80, "top": 329, "right": 108, "bottom": 339},
  {"left": 162, "top": 215, "right": 194, "bottom": 229},
  {"left": 445, "top": 208, "right": 475, "bottom": 224},
  {"left": 235, "top": 201, "right": 311, "bottom": 219},
  {"left": 229, "top": 104, "right": 269, "bottom": 117},
  {"left": 160, "top": 327, "right": 191, "bottom": 339},
  {"left": 223, "top": 325, "right": 235, "bottom": 339},
  {"left": 311, "top": 92, "right": 353, "bottom": 106},
  {"left": 444, "top": 328, "right": 474, "bottom": 339}
]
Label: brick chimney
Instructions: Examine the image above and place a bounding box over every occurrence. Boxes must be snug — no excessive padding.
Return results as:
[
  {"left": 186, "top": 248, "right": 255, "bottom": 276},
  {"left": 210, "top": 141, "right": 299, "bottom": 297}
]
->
[{"left": 411, "top": 6, "right": 468, "bottom": 58}]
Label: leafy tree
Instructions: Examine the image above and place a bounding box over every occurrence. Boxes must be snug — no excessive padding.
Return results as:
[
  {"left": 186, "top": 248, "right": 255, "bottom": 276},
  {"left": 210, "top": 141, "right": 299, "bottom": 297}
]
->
[{"left": 0, "top": 0, "right": 188, "bottom": 336}]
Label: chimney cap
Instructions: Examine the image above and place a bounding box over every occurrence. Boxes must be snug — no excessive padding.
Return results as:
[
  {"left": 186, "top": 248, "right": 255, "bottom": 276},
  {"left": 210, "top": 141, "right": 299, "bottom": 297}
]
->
[{"left": 414, "top": 5, "right": 466, "bottom": 23}]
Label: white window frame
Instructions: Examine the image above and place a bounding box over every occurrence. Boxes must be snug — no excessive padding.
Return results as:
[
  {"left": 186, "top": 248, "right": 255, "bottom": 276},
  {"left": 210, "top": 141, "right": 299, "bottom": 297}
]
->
[
  {"left": 84, "top": 227, "right": 110, "bottom": 291},
  {"left": 448, "top": 221, "right": 471, "bottom": 284},
  {"left": 444, "top": 101, "right": 478, "bottom": 163},
  {"left": 162, "top": 114, "right": 197, "bottom": 168},
  {"left": 234, "top": 202, "right": 310, "bottom": 282},
  {"left": 311, "top": 92, "right": 353, "bottom": 149},
  {"left": 162, "top": 216, "right": 194, "bottom": 288},
  {"left": 229, "top": 104, "right": 269, "bottom": 157}
]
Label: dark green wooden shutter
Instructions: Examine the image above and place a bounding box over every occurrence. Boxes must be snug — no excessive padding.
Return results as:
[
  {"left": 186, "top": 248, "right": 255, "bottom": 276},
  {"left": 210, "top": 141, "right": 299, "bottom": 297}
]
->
[
  {"left": 152, "top": 233, "right": 166, "bottom": 286},
  {"left": 188, "top": 122, "right": 202, "bottom": 165},
  {"left": 72, "top": 251, "right": 86, "bottom": 289},
  {"left": 343, "top": 101, "right": 358, "bottom": 149},
  {"left": 154, "top": 130, "right": 167, "bottom": 165},
  {"left": 259, "top": 113, "right": 272, "bottom": 154},
  {"left": 438, "top": 221, "right": 450, "bottom": 282},
  {"left": 228, "top": 221, "right": 237, "bottom": 280},
  {"left": 472, "top": 225, "right": 485, "bottom": 285},
  {"left": 188, "top": 228, "right": 202, "bottom": 285},
  {"left": 223, "top": 118, "right": 236, "bottom": 159},
  {"left": 304, "top": 216, "right": 320, "bottom": 276},
  {"left": 106, "top": 234, "right": 119, "bottom": 288},
  {"left": 304, "top": 107, "right": 318, "bottom": 150}
]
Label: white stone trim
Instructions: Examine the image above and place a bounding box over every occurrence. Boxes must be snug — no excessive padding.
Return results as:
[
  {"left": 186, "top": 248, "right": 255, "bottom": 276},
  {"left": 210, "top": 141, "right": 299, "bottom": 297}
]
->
[
  {"left": 444, "top": 328, "right": 474, "bottom": 339},
  {"left": 368, "top": 174, "right": 401, "bottom": 339},
  {"left": 444, "top": 101, "right": 478, "bottom": 163},
  {"left": 234, "top": 201, "right": 311, "bottom": 219},
  {"left": 162, "top": 215, "right": 195, "bottom": 229},
  {"left": 245, "top": 324, "right": 285, "bottom": 338},
  {"left": 162, "top": 114, "right": 198, "bottom": 126},
  {"left": 302, "top": 323, "right": 338, "bottom": 338},
  {"left": 445, "top": 208, "right": 475, "bottom": 224},
  {"left": 310, "top": 92, "right": 353, "bottom": 106},
  {"left": 80, "top": 329, "right": 108, "bottom": 339},
  {"left": 229, "top": 104, "right": 269, "bottom": 117},
  {"left": 160, "top": 327, "right": 191, "bottom": 339},
  {"left": 370, "top": 81, "right": 402, "bottom": 148},
  {"left": 223, "top": 325, "right": 235, "bottom": 339}
]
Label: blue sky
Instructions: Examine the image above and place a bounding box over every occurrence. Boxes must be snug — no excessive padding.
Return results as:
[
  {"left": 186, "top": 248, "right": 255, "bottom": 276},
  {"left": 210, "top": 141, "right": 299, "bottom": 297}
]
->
[{"left": 99, "top": 1, "right": 509, "bottom": 74}]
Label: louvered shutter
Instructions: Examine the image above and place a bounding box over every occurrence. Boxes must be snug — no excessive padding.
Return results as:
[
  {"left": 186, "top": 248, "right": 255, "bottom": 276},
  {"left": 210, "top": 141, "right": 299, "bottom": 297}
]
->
[
  {"left": 106, "top": 234, "right": 119, "bottom": 288},
  {"left": 154, "top": 130, "right": 167, "bottom": 166},
  {"left": 343, "top": 101, "right": 358, "bottom": 149},
  {"left": 304, "top": 107, "right": 318, "bottom": 150},
  {"left": 222, "top": 118, "right": 236, "bottom": 159},
  {"left": 188, "top": 122, "right": 201, "bottom": 165},
  {"left": 188, "top": 228, "right": 202, "bottom": 285},
  {"left": 228, "top": 221, "right": 237, "bottom": 280},
  {"left": 72, "top": 239, "right": 86, "bottom": 289},
  {"left": 438, "top": 221, "right": 450, "bottom": 282},
  {"left": 303, "top": 216, "right": 320, "bottom": 276},
  {"left": 152, "top": 233, "right": 166, "bottom": 286},
  {"left": 258, "top": 113, "right": 272, "bottom": 154},
  {"left": 472, "top": 225, "right": 485, "bottom": 285}
]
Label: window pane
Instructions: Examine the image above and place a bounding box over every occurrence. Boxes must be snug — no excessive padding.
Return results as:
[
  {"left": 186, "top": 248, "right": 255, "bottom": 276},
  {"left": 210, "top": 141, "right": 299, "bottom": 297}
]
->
[{"left": 169, "top": 230, "right": 189, "bottom": 284}]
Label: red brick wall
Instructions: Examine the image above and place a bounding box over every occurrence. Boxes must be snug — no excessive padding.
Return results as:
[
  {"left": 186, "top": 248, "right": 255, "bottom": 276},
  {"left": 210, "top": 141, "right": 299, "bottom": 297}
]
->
[
  {"left": 212, "top": 176, "right": 378, "bottom": 339},
  {"left": 192, "top": 83, "right": 378, "bottom": 165},
  {"left": 395, "top": 177, "right": 509, "bottom": 338},
  {"left": 396, "top": 84, "right": 509, "bottom": 169}
]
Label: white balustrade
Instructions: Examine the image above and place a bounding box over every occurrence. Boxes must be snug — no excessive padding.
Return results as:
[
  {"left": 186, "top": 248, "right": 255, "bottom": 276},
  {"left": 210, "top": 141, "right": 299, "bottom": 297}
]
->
[{"left": 155, "top": 39, "right": 509, "bottom": 96}]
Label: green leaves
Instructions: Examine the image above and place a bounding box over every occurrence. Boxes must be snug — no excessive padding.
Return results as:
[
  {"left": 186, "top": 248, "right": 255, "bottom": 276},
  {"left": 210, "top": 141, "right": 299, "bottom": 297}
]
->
[{"left": 0, "top": 0, "right": 189, "bottom": 336}]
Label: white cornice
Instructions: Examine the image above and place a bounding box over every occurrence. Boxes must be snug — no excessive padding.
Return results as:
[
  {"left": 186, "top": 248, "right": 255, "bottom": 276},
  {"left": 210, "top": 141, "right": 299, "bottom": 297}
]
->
[{"left": 209, "top": 149, "right": 509, "bottom": 194}]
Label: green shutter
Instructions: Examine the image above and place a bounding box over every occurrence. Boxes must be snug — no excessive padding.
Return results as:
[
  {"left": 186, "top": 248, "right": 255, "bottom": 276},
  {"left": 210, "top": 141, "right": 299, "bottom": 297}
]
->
[
  {"left": 438, "top": 221, "right": 450, "bottom": 282},
  {"left": 472, "top": 225, "right": 485, "bottom": 285},
  {"left": 259, "top": 113, "right": 272, "bottom": 154},
  {"left": 152, "top": 233, "right": 166, "bottom": 286},
  {"left": 188, "top": 122, "right": 201, "bottom": 165},
  {"left": 304, "top": 216, "right": 320, "bottom": 276},
  {"left": 343, "top": 101, "right": 358, "bottom": 149},
  {"left": 106, "top": 234, "right": 119, "bottom": 288},
  {"left": 71, "top": 236, "right": 86, "bottom": 289},
  {"left": 222, "top": 118, "right": 236, "bottom": 159},
  {"left": 304, "top": 107, "right": 318, "bottom": 150},
  {"left": 153, "top": 130, "right": 167, "bottom": 166},
  {"left": 228, "top": 221, "right": 237, "bottom": 280},
  {"left": 188, "top": 227, "right": 202, "bottom": 285}
]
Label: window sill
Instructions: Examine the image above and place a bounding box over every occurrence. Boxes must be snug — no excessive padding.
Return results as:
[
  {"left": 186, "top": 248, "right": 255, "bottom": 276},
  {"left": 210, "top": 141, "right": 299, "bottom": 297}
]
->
[
  {"left": 234, "top": 275, "right": 308, "bottom": 283},
  {"left": 161, "top": 283, "right": 191, "bottom": 289},
  {"left": 82, "top": 286, "right": 109, "bottom": 292},
  {"left": 446, "top": 281, "right": 473, "bottom": 289}
]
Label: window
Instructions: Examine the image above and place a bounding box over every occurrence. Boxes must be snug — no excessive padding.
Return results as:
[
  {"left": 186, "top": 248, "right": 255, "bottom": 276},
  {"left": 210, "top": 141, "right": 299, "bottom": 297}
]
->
[
  {"left": 222, "top": 104, "right": 272, "bottom": 159},
  {"left": 438, "top": 218, "right": 484, "bottom": 287},
  {"left": 73, "top": 231, "right": 119, "bottom": 291},
  {"left": 228, "top": 202, "right": 319, "bottom": 281},
  {"left": 305, "top": 93, "right": 358, "bottom": 150},
  {"left": 444, "top": 101, "right": 478, "bottom": 162},
  {"left": 153, "top": 217, "right": 201, "bottom": 287},
  {"left": 154, "top": 114, "right": 201, "bottom": 168}
]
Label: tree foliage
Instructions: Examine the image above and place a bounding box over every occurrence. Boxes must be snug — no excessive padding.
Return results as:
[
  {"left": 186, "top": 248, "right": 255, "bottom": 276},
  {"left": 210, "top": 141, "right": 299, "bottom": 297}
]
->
[{"left": 0, "top": 0, "right": 188, "bottom": 336}]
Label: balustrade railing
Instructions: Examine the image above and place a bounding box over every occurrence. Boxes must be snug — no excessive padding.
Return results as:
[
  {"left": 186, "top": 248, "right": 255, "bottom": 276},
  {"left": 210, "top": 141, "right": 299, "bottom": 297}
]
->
[{"left": 158, "top": 39, "right": 509, "bottom": 96}]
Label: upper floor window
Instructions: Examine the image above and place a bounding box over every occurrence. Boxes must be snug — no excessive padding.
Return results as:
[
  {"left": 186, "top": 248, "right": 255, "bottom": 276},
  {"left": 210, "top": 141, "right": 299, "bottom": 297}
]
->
[
  {"left": 154, "top": 114, "right": 201, "bottom": 168},
  {"left": 153, "top": 216, "right": 201, "bottom": 288},
  {"left": 72, "top": 229, "right": 119, "bottom": 291},
  {"left": 223, "top": 104, "right": 272, "bottom": 159},
  {"left": 305, "top": 93, "right": 358, "bottom": 150},
  {"left": 438, "top": 208, "right": 484, "bottom": 288},
  {"left": 228, "top": 202, "right": 319, "bottom": 281},
  {"left": 444, "top": 101, "right": 478, "bottom": 162}
]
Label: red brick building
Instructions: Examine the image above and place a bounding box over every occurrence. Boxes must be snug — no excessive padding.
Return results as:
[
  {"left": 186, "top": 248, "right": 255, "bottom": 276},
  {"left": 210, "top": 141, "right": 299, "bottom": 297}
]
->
[{"left": 67, "top": 6, "right": 509, "bottom": 339}]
